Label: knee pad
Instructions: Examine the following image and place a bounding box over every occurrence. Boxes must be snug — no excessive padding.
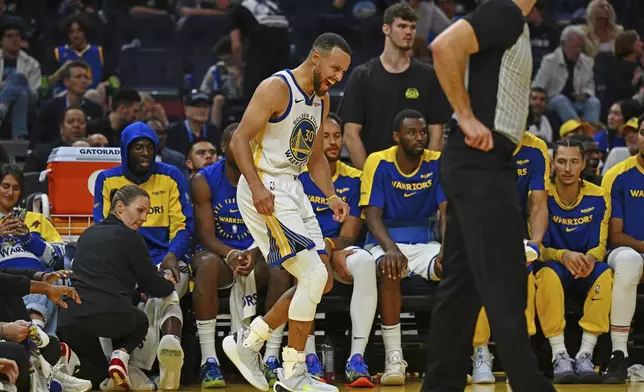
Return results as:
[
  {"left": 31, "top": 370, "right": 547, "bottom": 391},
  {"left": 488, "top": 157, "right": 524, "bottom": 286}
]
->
[
  {"left": 345, "top": 248, "right": 376, "bottom": 277},
  {"left": 609, "top": 247, "right": 644, "bottom": 285},
  {"left": 288, "top": 261, "right": 328, "bottom": 321}
]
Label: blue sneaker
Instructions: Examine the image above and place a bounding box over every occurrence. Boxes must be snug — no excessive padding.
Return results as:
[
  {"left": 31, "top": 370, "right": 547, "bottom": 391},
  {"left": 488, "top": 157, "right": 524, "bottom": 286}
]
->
[
  {"left": 263, "top": 356, "right": 280, "bottom": 386},
  {"left": 200, "top": 357, "right": 225, "bottom": 388},
  {"left": 345, "top": 354, "right": 374, "bottom": 387},
  {"left": 305, "top": 354, "right": 326, "bottom": 382}
]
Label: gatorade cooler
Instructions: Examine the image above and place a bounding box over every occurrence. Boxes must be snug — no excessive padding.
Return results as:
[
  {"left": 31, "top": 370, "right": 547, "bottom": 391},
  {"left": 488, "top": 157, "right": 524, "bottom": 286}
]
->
[{"left": 42, "top": 147, "right": 121, "bottom": 240}]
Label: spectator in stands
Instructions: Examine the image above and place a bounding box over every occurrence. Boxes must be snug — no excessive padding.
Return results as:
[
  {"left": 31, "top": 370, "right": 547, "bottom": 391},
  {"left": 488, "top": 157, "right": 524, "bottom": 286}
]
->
[
  {"left": 360, "top": 109, "right": 445, "bottom": 385},
  {"left": 96, "top": 88, "right": 140, "bottom": 146},
  {"left": 404, "top": 0, "right": 450, "bottom": 45},
  {"left": 24, "top": 106, "right": 87, "bottom": 173},
  {"left": 166, "top": 90, "right": 220, "bottom": 158},
  {"left": 31, "top": 60, "right": 103, "bottom": 148},
  {"left": 190, "top": 123, "right": 291, "bottom": 388},
  {"left": 582, "top": 0, "right": 623, "bottom": 57},
  {"left": 339, "top": 4, "right": 450, "bottom": 169},
  {"left": 93, "top": 122, "right": 193, "bottom": 390},
  {"left": 569, "top": 133, "right": 603, "bottom": 185},
  {"left": 535, "top": 138, "right": 612, "bottom": 384},
  {"left": 595, "top": 99, "right": 641, "bottom": 153},
  {"left": 471, "top": 131, "right": 550, "bottom": 384},
  {"left": 44, "top": 14, "right": 111, "bottom": 93},
  {"left": 59, "top": 185, "right": 176, "bottom": 389},
  {"left": 199, "top": 37, "right": 243, "bottom": 129},
  {"left": 0, "top": 22, "right": 40, "bottom": 140},
  {"left": 87, "top": 132, "right": 108, "bottom": 147},
  {"left": 612, "top": 30, "right": 644, "bottom": 101},
  {"left": 560, "top": 119, "right": 594, "bottom": 140},
  {"left": 185, "top": 139, "right": 216, "bottom": 177},
  {"left": 527, "top": 1, "right": 559, "bottom": 78},
  {"left": 299, "top": 113, "right": 376, "bottom": 387},
  {"left": 600, "top": 114, "right": 644, "bottom": 384},
  {"left": 228, "top": 0, "right": 291, "bottom": 102},
  {"left": 533, "top": 25, "right": 601, "bottom": 124},
  {"left": 528, "top": 87, "right": 554, "bottom": 143},
  {"left": 138, "top": 93, "right": 168, "bottom": 127},
  {"left": 602, "top": 117, "right": 640, "bottom": 174},
  {"left": 146, "top": 118, "right": 187, "bottom": 177}
]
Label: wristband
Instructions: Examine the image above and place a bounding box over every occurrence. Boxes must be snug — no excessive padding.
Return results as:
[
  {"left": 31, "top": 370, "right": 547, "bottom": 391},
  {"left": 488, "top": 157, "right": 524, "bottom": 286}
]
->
[
  {"left": 327, "top": 194, "right": 340, "bottom": 204},
  {"left": 324, "top": 237, "right": 335, "bottom": 251},
  {"left": 225, "top": 249, "right": 238, "bottom": 264}
]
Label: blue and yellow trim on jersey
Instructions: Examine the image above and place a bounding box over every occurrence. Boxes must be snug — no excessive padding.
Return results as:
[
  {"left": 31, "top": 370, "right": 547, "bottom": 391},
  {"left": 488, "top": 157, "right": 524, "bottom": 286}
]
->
[
  {"left": 513, "top": 132, "right": 549, "bottom": 218},
  {"left": 263, "top": 215, "right": 316, "bottom": 267},
  {"left": 601, "top": 155, "right": 644, "bottom": 242}
]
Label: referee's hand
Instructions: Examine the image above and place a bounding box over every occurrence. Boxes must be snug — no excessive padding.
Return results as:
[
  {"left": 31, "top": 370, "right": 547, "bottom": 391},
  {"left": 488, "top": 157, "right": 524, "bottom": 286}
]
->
[{"left": 459, "top": 117, "right": 494, "bottom": 152}]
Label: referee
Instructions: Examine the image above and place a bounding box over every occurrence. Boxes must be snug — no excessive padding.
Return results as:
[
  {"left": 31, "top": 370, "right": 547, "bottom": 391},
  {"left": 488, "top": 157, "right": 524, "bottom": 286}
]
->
[{"left": 423, "top": 1, "right": 556, "bottom": 392}]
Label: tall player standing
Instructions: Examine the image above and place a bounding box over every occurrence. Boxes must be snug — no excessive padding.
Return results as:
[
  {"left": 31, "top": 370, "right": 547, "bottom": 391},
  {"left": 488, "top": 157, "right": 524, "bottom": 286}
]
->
[{"left": 222, "top": 33, "right": 352, "bottom": 392}]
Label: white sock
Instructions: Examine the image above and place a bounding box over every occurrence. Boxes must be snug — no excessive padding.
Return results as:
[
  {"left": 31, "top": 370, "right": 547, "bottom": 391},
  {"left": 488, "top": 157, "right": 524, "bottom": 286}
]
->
[
  {"left": 346, "top": 250, "right": 377, "bottom": 358},
  {"left": 264, "top": 324, "right": 285, "bottom": 363},
  {"left": 305, "top": 335, "right": 316, "bottom": 356},
  {"left": 548, "top": 334, "right": 567, "bottom": 361},
  {"left": 474, "top": 345, "right": 490, "bottom": 358},
  {"left": 611, "top": 330, "right": 629, "bottom": 357},
  {"left": 577, "top": 331, "right": 598, "bottom": 358},
  {"left": 196, "top": 319, "right": 218, "bottom": 365},
  {"left": 381, "top": 324, "right": 402, "bottom": 355}
]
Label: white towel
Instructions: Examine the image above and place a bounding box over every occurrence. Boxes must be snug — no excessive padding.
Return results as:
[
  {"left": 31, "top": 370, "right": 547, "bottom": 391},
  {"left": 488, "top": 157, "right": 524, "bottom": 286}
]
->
[
  {"left": 628, "top": 364, "right": 644, "bottom": 382},
  {"left": 229, "top": 270, "right": 258, "bottom": 332}
]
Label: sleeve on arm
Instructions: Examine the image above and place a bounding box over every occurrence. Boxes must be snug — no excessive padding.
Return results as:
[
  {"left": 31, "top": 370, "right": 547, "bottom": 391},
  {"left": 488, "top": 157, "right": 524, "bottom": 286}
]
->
[
  {"left": 0, "top": 273, "right": 31, "bottom": 296},
  {"left": 167, "top": 167, "right": 194, "bottom": 257},
  {"left": 22, "top": 217, "right": 65, "bottom": 268},
  {"left": 337, "top": 66, "right": 366, "bottom": 125},
  {"left": 359, "top": 156, "right": 385, "bottom": 209},
  {"left": 464, "top": 0, "right": 525, "bottom": 52},
  {"left": 586, "top": 194, "right": 611, "bottom": 261},
  {"left": 348, "top": 177, "right": 362, "bottom": 218},
  {"left": 435, "top": 181, "right": 447, "bottom": 206},
  {"left": 601, "top": 171, "right": 623, "bottom": 220},
  {"left": 128, "top": 235, "right": 174, "bottom": 298},
  {"left": 426, "top": 67, "right": 452, "bottom": 125},
  {"left": 529, "top": 148, "right": 548, "bottom": 192},
  {"left": 93, "top": 172, "right": 110, "bottom": 224}
]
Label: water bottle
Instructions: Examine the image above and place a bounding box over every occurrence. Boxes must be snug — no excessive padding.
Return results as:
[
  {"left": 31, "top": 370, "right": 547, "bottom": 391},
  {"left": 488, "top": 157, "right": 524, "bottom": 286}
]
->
[{"left": 320, "top": 338, "right": 335, "bottom": 383}]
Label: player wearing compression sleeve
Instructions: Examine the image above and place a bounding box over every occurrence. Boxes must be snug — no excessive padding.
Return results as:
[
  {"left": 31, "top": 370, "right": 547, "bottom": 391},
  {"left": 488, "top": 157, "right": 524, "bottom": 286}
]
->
[
  {"left": 599, "top": 117, "right": 644, "bottom": 384},
  {"left": 300, "top": 113, "right": 376, "bottom": 387},
  {"left": 360, "top": 110, "right": 446, "bottom": 386},
  {"left": 534, "top": 140, "right": 612, "bottom": 384}
]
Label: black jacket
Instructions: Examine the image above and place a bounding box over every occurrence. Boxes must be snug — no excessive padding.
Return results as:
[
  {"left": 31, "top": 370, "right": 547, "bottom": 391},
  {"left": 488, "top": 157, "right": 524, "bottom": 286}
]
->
[
  {"left": 59, "top": 214, "right": 174, "bottom": 325},
  {"left": 0, "top": 268, "right": 42, "bottom": 296}
]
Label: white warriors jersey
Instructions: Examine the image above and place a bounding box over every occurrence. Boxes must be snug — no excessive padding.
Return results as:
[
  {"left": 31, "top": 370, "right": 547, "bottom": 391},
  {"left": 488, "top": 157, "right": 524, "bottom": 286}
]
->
[{"left": 251, "top": 69, "right": 324, "bottom": 178}]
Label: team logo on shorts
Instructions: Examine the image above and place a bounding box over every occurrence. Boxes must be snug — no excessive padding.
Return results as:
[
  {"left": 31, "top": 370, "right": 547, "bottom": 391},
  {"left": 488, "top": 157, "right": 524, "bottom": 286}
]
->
[{"left": 286, "top": 114, "right": 317, "bottom": 166}]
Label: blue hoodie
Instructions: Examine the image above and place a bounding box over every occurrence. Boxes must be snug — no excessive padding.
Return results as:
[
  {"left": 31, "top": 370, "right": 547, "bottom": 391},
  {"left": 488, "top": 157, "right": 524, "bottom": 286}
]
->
[{"left": 93, "top": 122, "right": 194, "bottom": 265}]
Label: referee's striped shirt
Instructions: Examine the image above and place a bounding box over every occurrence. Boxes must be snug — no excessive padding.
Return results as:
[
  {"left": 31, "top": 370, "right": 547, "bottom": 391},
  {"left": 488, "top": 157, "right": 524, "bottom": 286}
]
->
[{"left": 461, "top": 0, "right": 533, "bottom": 145}]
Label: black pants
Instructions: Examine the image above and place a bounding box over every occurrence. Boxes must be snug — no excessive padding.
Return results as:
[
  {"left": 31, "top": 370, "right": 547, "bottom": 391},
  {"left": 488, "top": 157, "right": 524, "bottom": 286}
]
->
[
  {"left": 422, "top": 129, "right": 555, "bottom": 392},
  {"left": 0, "top": 341, "right": 30, "bottom": 392},
  {"left": 58, "top": 307, "right": 148, "bottom": 388},
  {"left": 0, "top": 296, "right": 61, "bottom": 366}
]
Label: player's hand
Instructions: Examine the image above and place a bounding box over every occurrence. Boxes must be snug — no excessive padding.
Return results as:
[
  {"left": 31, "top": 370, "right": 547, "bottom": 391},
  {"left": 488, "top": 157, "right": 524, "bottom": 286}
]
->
[
  {"left": 45, "top": 285, "right": 80, "bottom": 308},
  {"left": 380, "top": 249, "right": 408, "bottom": 280},
  {"left": 0, "top": 358, "right": 18, "bottom": 385},
  {"left": 331, "top": 248, "right": 355, "bottom": 282},
  {"left": 328, "top": 196, "right": 349, "bottom": 223},
  {"left": 160, "top": 252, "right": 181, "bottom": 283},
  {"left": 41, "top": 270, "right": 73, "bottom": 284},
  {"left": 562, "top": 251, "right": 586, "bottom": 278},
  {"left": 1, "top": 321, "right": 28, "bottom": 342},
  {"left": 459, "top": 116, "right": 494, "bottom": 152},
  {"left": 251, "top": 185, "right": 275, "bottom": 216},
  {"left": 236, "top": 250, "right": 256, "bottom": 277},
  {"left": 434, "top": 254, "right": 443, "bottom": 279},
  {"left": 577, "top": 255, "right": 597, "bottom": 279}
]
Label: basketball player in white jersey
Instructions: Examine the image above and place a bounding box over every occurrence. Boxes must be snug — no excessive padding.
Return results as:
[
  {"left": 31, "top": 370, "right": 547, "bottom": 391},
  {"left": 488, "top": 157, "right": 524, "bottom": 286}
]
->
[{"left": 222, "top": 33, "right": 352, "bottom": 392}]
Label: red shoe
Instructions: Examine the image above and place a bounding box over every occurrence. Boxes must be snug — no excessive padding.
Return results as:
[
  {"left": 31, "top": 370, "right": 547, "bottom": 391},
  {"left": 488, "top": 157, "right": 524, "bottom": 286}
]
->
[{"left": 109, "top": 351, "right": 131, "bottom": 390}]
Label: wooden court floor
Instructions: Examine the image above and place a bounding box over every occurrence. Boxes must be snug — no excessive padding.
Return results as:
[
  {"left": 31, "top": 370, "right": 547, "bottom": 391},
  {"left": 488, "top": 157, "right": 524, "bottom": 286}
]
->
[{"left": 171, "top": 381, "right": 644, "bottom": 391}]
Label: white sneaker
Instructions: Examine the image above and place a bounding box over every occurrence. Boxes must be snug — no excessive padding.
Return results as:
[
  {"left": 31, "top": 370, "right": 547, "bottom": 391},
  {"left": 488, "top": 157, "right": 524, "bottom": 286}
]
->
[
  {"left": 274, "top": 363, "right": 338, "bottom": 392},
  {"left": 380, "top": 350, "right": 408, "bottom": 386},
  {"left": 472, "top": 351, "right": 495, "bottom": 384},
  {"left": 52, "top": 367, "right": 92, "bottom": 392},
  {"left": 56, "top": 343, "right": 81, "bottom": 376},
  {"left": 223, "top": 328, "right": 269, "bottom": 391},
  {"left": 100, "top": 365, "right": 155, "bottom": 391},
  {"left": 156, "top": 335, "right": 184, "bottom": 390}
]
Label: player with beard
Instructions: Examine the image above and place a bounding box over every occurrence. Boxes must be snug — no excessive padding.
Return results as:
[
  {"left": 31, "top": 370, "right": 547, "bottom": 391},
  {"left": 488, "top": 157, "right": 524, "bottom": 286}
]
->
[
  {"left": 222, "top": 33, "right": 352, "bottom": 392},
  {"left": 338, "top": 3, "right": 450, "bottom": 169},
  {"left": 360, "top": 109, "right": 446, "bottom": 385},
  {"left": 299, "top": 113, "right": 376, "bottom": 387}
]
